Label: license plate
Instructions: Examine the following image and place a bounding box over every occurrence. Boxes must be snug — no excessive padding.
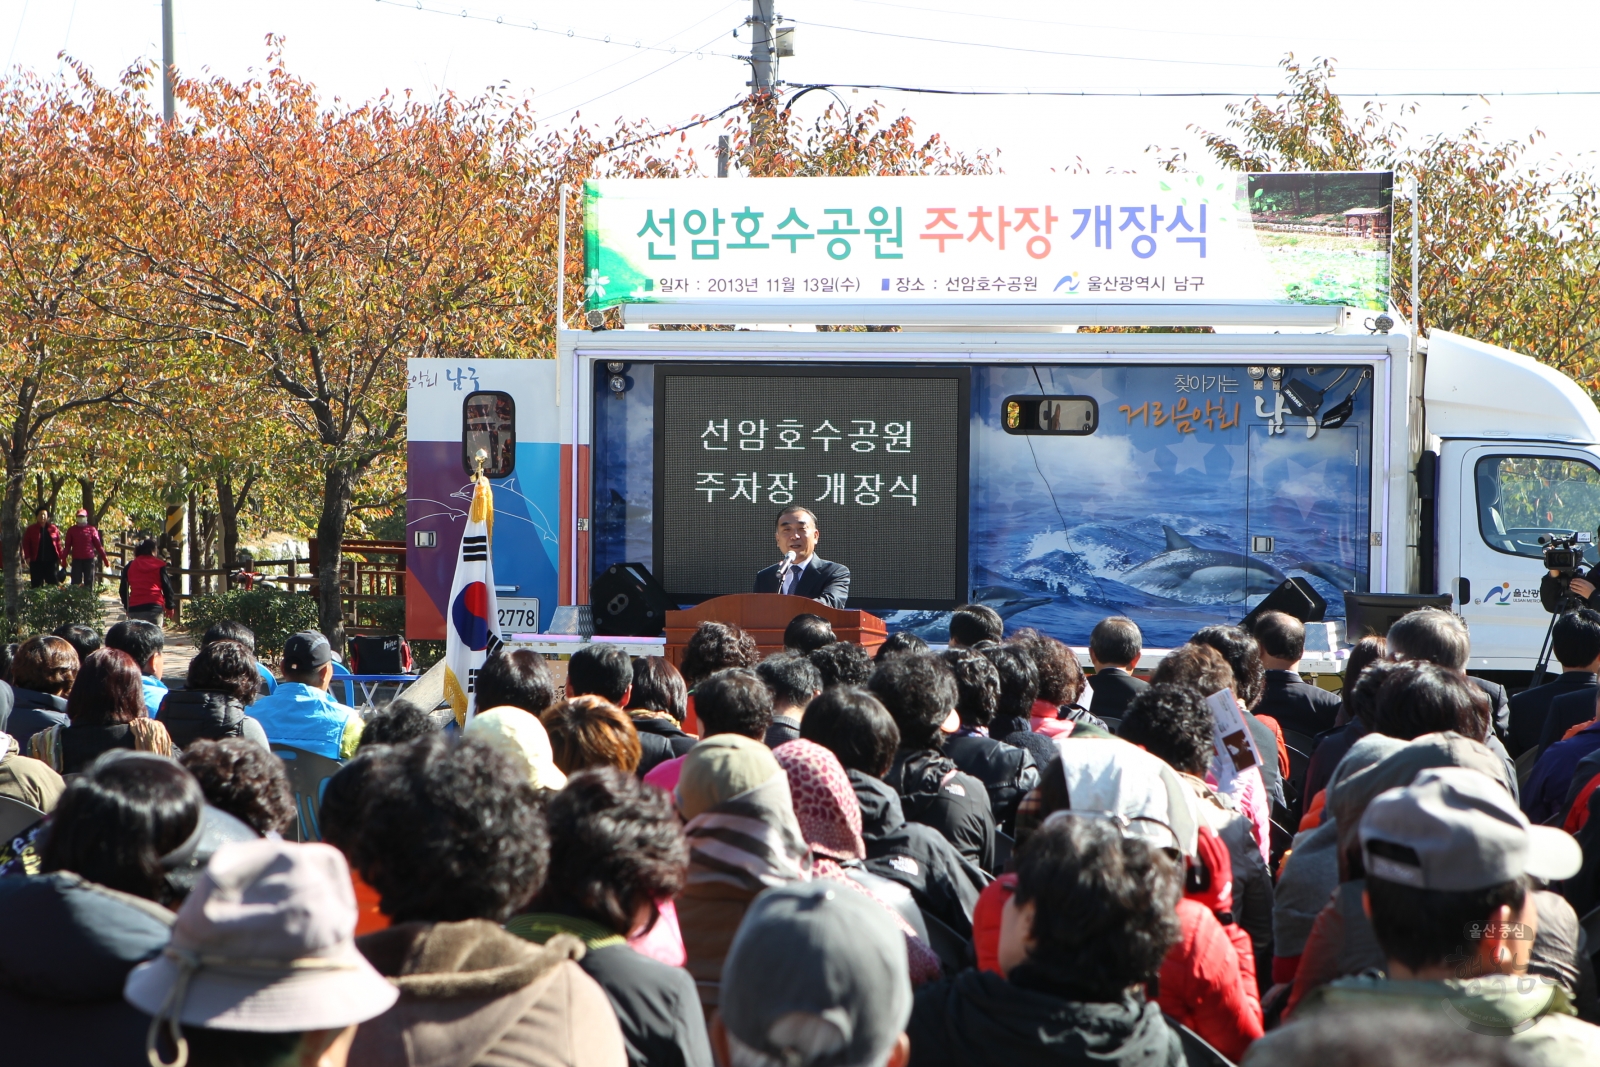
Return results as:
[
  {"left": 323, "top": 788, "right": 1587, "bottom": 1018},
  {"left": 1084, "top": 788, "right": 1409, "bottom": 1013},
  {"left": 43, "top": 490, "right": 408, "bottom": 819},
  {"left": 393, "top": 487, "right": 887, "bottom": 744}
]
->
[{"left": 496, "top": 597, "right": 542, "bottom": 633}]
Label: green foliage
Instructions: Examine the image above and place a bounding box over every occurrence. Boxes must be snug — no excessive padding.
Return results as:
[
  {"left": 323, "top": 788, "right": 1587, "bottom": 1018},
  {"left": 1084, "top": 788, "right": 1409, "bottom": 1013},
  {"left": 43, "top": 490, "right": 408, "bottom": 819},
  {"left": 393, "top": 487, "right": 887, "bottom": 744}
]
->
[
  {"left": 409, "top": 639, "right": 444, "bottom": 671},
  {"left": 354, "top": 595, "right": 406, "bottom": 634},
  {"left": 13, "top": 584, "right": 102, "bottom": 639},
  {"left": 1189, "top": 54, "right": 1600, "bottom": 388},
  {"left": 183, "top": 589, "right": 320, "bottom": 658}
]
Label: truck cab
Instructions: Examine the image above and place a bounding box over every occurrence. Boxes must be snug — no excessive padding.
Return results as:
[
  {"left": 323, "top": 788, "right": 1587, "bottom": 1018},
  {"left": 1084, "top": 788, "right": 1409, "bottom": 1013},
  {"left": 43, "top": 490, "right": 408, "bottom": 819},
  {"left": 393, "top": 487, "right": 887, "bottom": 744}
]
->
[{"left": 1427, "top": 331, "right": 1600, "bottom": 673}]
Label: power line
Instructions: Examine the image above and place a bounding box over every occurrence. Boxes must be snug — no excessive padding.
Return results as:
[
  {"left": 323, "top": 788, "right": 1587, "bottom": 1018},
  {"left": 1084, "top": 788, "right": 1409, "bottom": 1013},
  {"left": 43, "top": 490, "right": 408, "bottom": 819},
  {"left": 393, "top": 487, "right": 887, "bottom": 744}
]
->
[
  {"left": 371, "top": 0, "right": 746, "bottom": 61},
  {"left": 844, "top": 0, "right": 1600, "bottom": 66},
  {"left": 788, "top": 19, "right": 1279, "bottom": 68},
  {"left": 533, "top": 3, "right": 744, "bottom": 101},
  {"left": 785, "top": 80, "right": 1600, "bottom": 99},
  {"left": 556, "top": 31, "right": 735, "bottom": 115},
  {"left": 599, "top": 97, "right": 746, "bottom": 156},
  {"left": 795, "top": 17, "right": 1600, "bottom": 75}
]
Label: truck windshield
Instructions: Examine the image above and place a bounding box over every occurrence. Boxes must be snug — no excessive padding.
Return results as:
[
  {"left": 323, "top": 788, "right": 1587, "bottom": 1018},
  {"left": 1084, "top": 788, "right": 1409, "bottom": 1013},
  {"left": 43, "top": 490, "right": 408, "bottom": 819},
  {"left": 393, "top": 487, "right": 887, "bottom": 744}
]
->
[{"left": 1475, "top": 455, "right": 1600, "bottom": 562}]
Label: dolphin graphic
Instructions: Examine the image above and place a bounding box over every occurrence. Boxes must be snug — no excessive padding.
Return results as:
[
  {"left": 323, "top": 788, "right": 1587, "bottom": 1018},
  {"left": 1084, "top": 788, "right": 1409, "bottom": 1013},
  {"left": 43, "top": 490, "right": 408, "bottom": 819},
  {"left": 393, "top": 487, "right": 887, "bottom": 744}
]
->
[
  {"left": 1291, "top": 559, "right": 1358, "bottom": 590},
  {"left": 888, "top": 585, "right": 1054, "bottom": 641},
  {"left": 1120, "top": 526, "right": 1286, "bottom": 604},
  {"left": 972, "top": 585, "right": 1055, "bottom": 618}
]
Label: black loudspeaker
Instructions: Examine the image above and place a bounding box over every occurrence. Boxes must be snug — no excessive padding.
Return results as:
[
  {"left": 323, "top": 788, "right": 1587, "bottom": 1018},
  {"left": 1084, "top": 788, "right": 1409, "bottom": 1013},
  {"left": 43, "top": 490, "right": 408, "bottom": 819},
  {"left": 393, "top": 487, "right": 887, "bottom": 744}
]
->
[
  {"left": 1241, "top": 577, "right": 1328, "bottom": 632},
  {"left": 1342, "top": 591, "right": 1454, "bottom": 640},
  {"left": 591, "top": 563, "right": 673, "bottom": 637}
]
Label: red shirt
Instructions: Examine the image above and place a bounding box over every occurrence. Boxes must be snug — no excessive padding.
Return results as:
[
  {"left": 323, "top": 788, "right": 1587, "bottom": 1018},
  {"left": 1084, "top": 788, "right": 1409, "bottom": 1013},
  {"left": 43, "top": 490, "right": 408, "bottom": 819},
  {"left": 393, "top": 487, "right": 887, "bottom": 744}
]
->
[{"left": 65, "top": 523, "right": 108, "bottom": 563}]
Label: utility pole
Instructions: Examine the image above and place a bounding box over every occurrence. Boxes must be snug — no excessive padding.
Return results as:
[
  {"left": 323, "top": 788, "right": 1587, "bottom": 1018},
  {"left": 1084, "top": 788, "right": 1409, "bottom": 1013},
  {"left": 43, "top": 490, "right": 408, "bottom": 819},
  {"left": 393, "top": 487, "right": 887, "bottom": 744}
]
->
[
  {"left": 161, "top": 0, "right": 175, "bottom": 122},
  {"left": 749, "top": 0, "right": 777, "bottom": 94},
  {"left": 746, "top": 0, "right": 778, "bottom": 159}
]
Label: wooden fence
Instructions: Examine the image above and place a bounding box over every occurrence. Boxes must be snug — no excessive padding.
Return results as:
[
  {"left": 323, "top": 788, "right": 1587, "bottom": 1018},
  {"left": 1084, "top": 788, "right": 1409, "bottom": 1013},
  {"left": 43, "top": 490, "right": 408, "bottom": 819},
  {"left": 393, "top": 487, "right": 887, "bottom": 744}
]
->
[{"left": 108, "top": 533, "right": 406, "bottom": 635}]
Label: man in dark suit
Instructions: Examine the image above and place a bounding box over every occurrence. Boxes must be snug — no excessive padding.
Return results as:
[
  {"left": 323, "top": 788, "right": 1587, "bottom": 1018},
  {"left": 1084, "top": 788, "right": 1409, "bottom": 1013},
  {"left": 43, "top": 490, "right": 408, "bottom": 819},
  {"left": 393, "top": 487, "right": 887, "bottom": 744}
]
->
[
  {"left": 753, "top": 505, "right": 851, "bottom": 609},
  {"left": 1085, "top": 616, "right": 1148, "bottom": 721},
  {"left": 1511, "top": 608, "right": 1600, "bottom": 757},
  {"left": 1251, "top": 610, "right": 1343, "bottom": 739}
]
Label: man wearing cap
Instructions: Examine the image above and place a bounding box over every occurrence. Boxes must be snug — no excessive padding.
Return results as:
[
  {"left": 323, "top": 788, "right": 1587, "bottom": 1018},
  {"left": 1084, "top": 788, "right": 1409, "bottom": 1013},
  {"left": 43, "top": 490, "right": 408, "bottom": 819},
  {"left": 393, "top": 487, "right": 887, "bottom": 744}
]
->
[
  {"left": 248, "top": 632, "right": 364, "bottom": 760},
  {"left": 715, "top": 881, "right": 913, "bottom": 1067},
  {"left": 65, "top": 508, "right": 109, "bottom": 587},
  {"left": 1284, "top": 766, "right": 1600, "bottom": 1065},
  {"left": 125, "top": 838, "right": 399, "bottom": 1067}
]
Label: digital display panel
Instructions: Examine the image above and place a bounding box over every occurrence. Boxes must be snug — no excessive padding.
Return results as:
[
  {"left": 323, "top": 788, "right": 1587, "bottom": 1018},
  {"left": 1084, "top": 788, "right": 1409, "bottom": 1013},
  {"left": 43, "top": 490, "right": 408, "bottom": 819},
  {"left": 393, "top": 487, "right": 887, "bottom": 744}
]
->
[{"left": 654, "top": 365, "right": 969, "bottom": 607}]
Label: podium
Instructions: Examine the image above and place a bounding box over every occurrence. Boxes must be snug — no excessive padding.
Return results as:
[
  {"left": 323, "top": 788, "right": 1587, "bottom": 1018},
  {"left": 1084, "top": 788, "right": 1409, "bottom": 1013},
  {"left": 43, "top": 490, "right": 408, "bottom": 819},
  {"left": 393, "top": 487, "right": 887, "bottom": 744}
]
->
[{"left": 664, "top": 594, "right": 887, "bottom": 667}]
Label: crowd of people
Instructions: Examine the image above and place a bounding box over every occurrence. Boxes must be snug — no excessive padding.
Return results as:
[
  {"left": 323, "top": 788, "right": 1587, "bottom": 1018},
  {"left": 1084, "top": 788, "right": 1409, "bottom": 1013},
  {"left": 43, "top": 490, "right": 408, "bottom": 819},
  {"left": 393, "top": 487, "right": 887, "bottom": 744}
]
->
[{"left": 3, "top": 602, "right": 1600, "bottom": 1066}]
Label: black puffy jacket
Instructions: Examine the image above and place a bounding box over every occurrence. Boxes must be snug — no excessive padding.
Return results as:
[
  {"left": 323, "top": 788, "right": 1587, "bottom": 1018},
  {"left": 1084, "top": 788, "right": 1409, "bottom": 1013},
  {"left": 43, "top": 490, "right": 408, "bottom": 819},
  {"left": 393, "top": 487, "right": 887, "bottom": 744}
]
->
[
  {"left": 943, "top": 732, "right": 1038, "bottom": 833},
  {"left": 0, "top": 871, "right": 175, "bottom": 1066},
  {"left": 883, "top": 748, "right": 998, "bottom": 875},
  {"left": 157, "top": 689, "right": 266, "bottom": 750},
  {"left": 631, "top": 714, "right": 696, "bottom": 778},
  {"left": 850, "top": 769, "right": 987, "bottom": 939}
]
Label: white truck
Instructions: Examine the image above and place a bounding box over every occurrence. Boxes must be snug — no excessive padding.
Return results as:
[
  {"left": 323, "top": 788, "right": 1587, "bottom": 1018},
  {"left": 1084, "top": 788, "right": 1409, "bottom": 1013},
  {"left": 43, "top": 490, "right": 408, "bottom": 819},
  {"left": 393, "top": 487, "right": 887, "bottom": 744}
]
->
[{"left": 405, "top": 173, "right": 1600, "bottom": 679}]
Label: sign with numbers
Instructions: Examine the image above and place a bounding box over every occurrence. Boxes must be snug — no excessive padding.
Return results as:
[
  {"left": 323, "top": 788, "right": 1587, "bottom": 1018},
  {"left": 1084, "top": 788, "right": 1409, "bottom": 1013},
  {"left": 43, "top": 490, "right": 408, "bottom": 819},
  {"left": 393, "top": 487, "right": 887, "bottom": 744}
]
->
[
  {"left": 583, "top": 171, "right": 1393, "bottom": 312},
  {"left": 654, "top": 365, "right": 969, "bottom": 607},
  {"left": 496, "top": 598, "right": 542, "bottom": 635}
]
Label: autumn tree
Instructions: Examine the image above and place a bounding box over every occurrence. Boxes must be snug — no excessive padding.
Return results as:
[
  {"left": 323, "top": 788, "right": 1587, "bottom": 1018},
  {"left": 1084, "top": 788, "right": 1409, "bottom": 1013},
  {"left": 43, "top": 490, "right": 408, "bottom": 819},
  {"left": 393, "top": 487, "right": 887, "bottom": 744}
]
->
[
  {"left": 93, "top": 49, "right": 549, "bottom": 649},
  {"left": 0, "top": 68, "right": 151, "bottom": 618},
  {"left": 1188, "top": 55, "right": 1600, "bottom": 388}
]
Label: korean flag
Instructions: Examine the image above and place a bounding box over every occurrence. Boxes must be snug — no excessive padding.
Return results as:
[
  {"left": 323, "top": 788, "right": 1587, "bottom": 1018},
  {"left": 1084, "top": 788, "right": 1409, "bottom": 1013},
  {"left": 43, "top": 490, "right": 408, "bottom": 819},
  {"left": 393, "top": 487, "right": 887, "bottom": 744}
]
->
[{"left": 444, "top": 475, "right": 502, "bottom": 727}]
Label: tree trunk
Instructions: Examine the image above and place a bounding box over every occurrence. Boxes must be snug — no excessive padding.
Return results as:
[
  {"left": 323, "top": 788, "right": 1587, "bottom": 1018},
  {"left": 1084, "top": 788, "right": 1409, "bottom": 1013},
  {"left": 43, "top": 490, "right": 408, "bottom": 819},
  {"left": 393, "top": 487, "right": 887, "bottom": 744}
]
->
[
  {"left": 316, "top": 462, "right": 358, "bottom": 654},
  {"left": 186, "top": 487, "right": 200, "bottom": 600},
  {"left": 217, "top": 471, "right": 255, "bottom": 580},
  {"left": 199, "top": 502, "right": 217, "bottom": 593},
  {"left": 2, "top": 457, "right": 25, "bottom": 623}
]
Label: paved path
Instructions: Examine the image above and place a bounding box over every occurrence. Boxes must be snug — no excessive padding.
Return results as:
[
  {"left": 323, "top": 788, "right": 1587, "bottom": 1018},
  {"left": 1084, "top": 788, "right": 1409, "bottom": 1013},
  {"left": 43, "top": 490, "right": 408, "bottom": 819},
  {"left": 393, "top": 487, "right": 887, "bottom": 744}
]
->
[{"left": 95, "top": 591, "right": 197, "bottom": 688}]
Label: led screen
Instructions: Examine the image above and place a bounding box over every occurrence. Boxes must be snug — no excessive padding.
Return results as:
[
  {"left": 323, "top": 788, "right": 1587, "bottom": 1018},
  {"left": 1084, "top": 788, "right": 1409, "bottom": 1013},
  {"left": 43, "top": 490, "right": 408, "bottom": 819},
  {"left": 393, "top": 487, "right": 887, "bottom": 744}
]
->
[{"left": 654, "top": 365, "right": 969, "bottom": 607}]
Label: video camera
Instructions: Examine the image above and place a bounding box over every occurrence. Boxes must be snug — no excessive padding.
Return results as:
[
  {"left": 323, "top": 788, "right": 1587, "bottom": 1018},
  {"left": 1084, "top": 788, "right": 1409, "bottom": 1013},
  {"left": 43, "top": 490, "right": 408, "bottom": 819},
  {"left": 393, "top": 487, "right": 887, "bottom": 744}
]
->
[{"left": 1540, "top": 530, "right": 1593, "bottom": 576}]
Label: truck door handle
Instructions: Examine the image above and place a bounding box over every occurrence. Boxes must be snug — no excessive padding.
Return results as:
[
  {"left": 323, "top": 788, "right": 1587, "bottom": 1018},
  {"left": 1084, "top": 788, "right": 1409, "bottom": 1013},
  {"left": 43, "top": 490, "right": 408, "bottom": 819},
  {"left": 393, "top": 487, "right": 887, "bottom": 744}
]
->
[{"left": 1456, "top": 577, "right": 1470, "bottom": 607}]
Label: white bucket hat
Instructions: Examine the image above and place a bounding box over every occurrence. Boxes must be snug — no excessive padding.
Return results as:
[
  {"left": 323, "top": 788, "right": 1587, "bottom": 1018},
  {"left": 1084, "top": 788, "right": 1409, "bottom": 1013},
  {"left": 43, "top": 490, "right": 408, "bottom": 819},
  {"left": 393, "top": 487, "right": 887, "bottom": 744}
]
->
[{"left": 125, "top": 839, "right": 398, "bottom": 1065}]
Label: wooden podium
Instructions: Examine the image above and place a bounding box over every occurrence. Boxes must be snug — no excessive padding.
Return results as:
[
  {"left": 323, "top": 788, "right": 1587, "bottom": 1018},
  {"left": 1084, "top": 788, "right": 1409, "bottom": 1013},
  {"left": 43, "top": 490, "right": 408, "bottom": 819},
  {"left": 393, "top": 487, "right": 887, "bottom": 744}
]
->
[{"left": 664, "top": 594, "right": 887, "bottom": 667}]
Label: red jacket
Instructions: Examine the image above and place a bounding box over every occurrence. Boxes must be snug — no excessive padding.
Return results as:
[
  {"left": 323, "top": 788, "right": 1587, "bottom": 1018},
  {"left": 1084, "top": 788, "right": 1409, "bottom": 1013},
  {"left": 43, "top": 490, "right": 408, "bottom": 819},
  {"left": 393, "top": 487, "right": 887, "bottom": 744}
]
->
[
  {"left": 1161, "top": 824, "right": 1263, "bottom": 1061},
  {"left": 21, "top": 522, "right": 64, "bottom": 564},
  {"left": 122, "top": 554, "right": 169, "bottom": 609},
  {"left": 972, "top": 826, "right": 1262, "bottom": 1062},
  {"left": 64, "top": 522, "right": 108, "bottom": 564}
]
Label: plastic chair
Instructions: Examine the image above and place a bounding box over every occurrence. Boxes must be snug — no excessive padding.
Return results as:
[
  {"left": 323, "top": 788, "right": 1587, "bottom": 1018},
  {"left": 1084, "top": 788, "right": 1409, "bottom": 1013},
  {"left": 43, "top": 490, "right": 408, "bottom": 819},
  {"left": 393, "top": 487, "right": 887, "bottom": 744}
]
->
[
  {"left": 0, "top": 795, "right": 47, "bottom": 842},
  {"left": 330, "top": 660, "right": 355, "bottom": 706},
  {"left": 1164, "top": 1013, "right": 1237, "bottom": 1067},
  {"left": 270, "top": 744, "right": 345, "bottom": 842}
]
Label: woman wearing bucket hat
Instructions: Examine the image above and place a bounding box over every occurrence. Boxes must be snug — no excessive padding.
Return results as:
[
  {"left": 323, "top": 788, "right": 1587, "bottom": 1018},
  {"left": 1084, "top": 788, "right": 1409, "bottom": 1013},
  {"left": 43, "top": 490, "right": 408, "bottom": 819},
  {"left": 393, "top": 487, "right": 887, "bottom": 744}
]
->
[{"left": 125, "top": 838, "right": 399, "bottom": 1067}]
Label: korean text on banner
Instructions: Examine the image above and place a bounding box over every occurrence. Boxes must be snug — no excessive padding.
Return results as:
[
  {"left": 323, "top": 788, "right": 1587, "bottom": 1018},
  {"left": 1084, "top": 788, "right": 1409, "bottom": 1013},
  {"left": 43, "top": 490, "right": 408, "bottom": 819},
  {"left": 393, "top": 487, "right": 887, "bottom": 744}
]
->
[
  {"left": 1206, "top": 687, "right": 1271, "bottom": 865},
  {"left": 583, "top": 171, "right": 1393, "bottom": 312},
  {"left": 444, "top": 477, "right": 503, "bottom": 727}
]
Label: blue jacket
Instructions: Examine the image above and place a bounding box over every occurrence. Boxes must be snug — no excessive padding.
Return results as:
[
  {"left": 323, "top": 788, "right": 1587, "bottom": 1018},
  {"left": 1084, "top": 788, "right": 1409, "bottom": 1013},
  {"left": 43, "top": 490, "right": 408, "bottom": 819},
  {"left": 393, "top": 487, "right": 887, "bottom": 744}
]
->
[
  {"left": 248, "top": 682, "right": 358, "bottom": 759},
  {"left": 141, "top": 674, "right": 168, "bottom": 719},
  {"left": 1522, "top": 721, "right": 1600, "bottom": 824}
]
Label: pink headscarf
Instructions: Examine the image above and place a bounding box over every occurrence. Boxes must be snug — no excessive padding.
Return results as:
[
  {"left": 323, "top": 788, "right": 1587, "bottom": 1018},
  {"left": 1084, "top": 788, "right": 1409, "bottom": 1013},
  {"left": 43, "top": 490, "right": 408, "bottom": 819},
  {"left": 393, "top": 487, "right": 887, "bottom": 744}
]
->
[
  {"left": 774, "top": 739, "right": 941, "bottom": 984},
  {"left": 773, "top": 738, "right": 866, "bottom": 865}
]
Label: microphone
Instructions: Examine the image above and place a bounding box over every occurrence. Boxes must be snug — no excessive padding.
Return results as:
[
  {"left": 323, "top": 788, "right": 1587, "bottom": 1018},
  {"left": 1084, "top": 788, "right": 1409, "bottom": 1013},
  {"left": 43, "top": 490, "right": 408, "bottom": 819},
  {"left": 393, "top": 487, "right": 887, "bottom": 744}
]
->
[{"left": 779, "top": 550, "right": 797, "bottom": 588}]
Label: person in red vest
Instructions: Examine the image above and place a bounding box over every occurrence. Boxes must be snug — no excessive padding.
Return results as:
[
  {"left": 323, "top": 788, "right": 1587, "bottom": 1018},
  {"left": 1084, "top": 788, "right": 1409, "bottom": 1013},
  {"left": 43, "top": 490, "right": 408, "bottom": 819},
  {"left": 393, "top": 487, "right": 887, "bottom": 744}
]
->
[
  {"left": 21, "top": 508, "right": 65, "bottom": 588},
  {"left": 65, "top": 509, "right": 109, "bottom": 587},
  {"left": 118, "top": 537, "right": 175, "bottom": 626}
]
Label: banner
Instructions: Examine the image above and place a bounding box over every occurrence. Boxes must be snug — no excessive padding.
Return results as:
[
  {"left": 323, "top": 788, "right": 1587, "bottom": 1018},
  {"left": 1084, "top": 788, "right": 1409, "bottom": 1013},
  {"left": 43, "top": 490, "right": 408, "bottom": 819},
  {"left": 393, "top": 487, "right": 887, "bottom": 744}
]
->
[
  {"left": 443, "top": 475, "right": 503, "bottom": 727},
  {"left": 1206, "top": 687, "right": 1271, "bottom": 865},
  {"left": 583, "top": 171, "right": 1392, "bottom": 312}
]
